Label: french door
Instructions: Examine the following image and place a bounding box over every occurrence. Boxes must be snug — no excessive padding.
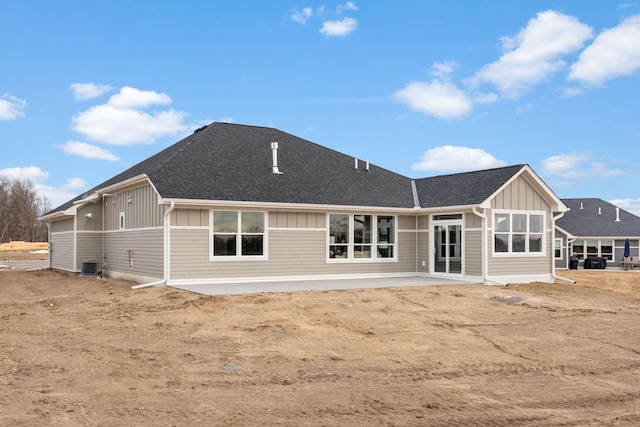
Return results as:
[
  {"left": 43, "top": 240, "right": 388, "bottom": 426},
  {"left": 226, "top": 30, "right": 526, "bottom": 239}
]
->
[{"left": 433, "top": 222, "right": 462, "bottom": 275}]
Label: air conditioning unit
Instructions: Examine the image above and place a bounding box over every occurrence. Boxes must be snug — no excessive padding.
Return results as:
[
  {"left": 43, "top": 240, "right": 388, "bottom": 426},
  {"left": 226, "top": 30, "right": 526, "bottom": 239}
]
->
[{"left": 81, "top": 261, "right": 100, "bottom": 277}]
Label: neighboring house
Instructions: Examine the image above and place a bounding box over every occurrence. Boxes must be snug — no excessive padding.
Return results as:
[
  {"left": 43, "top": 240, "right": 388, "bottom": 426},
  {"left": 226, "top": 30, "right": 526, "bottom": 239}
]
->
[
  {"left": 40, "top": 122, "right": 568, "bottom": 288},
  {"left": 555, "top": 198, "right": 640, "bottom": 269}
]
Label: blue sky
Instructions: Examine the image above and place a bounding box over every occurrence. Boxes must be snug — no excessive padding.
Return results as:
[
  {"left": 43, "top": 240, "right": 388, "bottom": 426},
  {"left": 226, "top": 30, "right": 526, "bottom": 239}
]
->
[{"left": 2, "top": 1, "right": 640, "bottom": 214}]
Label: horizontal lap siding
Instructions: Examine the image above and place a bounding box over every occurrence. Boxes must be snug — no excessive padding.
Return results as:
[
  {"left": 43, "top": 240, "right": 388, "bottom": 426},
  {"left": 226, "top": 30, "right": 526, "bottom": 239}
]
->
[
  {"left": 488, "top": 231, "right": 552, "bottom": 276},
  {"left": 169, "top": 228, "right": 416, "bottom": 281},
  {"left": 76, "top": 232, "right": 103, "bottom": 270},
  {"left": 51, "top": 232, "right": 74, "bottom": 271},
  {"left": 104, "top": 229, "right": 163, "bottom": 279},
  {"left": 416, "top": 231, "right": 429, "bottom": 273},
  {"left": 465, "top": 230, "right": 482, "bottom": 276}
]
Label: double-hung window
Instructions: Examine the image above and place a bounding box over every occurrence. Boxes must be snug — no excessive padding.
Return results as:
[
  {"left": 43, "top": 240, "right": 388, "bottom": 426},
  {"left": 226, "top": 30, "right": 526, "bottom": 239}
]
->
[
  {"left": 329, "top": 214, "right": 396, "bottom": 261},
  {"left": 212, "top": 210, "right": 266, "bottom": 259},
  {"left": 494, "top": 211, "right": 545, "bottom": 255}
]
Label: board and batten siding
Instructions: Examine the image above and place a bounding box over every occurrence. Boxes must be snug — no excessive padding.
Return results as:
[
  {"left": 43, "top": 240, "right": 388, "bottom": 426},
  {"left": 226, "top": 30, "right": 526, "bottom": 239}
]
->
[
  {"left": 50, "top": 231, "right": 74, "bottom": 271},
  {"left": 103, "top": 229, "right": 163, "bottom": 279},
  {"left": 104, "top": 184, "right": 164, "bottom": 231},
  {"left": 77, "top": 203, "right": 103, "bottom": 232},
  {"left": 51, "top": 218, "right": 74, "bottom": 233}
]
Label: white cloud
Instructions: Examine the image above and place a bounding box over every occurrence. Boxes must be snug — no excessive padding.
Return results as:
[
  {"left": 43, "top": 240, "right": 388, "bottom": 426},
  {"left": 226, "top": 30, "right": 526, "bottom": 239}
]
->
[
  {"left": 0, "top": 94, "right": 27, "bottom": 120},
  {"left": 0, "top": 166, "right": 87, "bottom": 210},
  {"left": 569, "top": 14, "right": 640, "bottom": 86},
  {"left": 0, "top": 166, "right": 50, "bottom": 182},
  {"left": 70, "top": 83, "right": 114, "bottom": 100},
  {"left": 337, "top": 2, "right": 358, "bottom": 13},
  {"left": 60, "top": 141, "right": 120, "bottom": 161},
  {"left": 609, "top": 198, "right": 640, "bottom": 216},
  {"left": 320, "top": 17, "right": 357, "bottom": 36},
  {"left": 562, "top": 87, "right": 585, "bottom": 97},
  {"left": 542, "top": 152, "right": 624, "bottom": 179},
  {"left": 108, "top": 86, "right": 172, "bottom": 109},
  {"left": 431, "top": 60, "right": 458, "bottom": 80},
  {"left": 469, "top": 10, "right": 593, "bottom": 98},
  {"left": 71, "top": 86, "right": 188, "bottom": 145},
  {"left": 393, "top": 80, "right": 472, "bottom": 120},
  {"left": 412, "top": 146, "right": 507, "bottom": 173},
  {"left": 291, "top": 7, "right": 313, "bottom": 24},
  {"left": 219, "top": 116, "right": 235, "bottom": 123}
]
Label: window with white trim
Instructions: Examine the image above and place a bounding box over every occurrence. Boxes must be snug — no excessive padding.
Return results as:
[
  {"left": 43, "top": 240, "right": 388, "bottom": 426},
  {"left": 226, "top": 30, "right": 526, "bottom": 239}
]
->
[
  {"left": 494, "top": 211, "right": 545, "bottom": 255},
  {"left": 119, "top": 212, "right": 125, "bottom": 230},
  {"left": 329, "top": 214, "right": 396, "bottom": 261},
  {"left": 212, "top": 210, "right": 265, "bottom": 258},
  {"left": 554, "top": 238, "right": 562, "bottom": 259},
  {"left": 572, "top": 240, "right": 613, "bottom": 261}
]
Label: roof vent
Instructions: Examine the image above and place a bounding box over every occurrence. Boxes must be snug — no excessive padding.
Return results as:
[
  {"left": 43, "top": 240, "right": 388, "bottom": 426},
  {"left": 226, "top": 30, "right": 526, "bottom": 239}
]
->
[
  {"left": 598, "top": 207, "right": 602, "bottom": 215},
  {"left": 615, "top": 207, "right": 621, "bottom": 222},
  {"left": 580, "top": 202, "right": 583, "bottom": 209},
  {"left": 354, "top": 158, "right": 358, "bottom": 170},
  {"left": 271, "top": 142, "right": 283, "bottom": 175}
]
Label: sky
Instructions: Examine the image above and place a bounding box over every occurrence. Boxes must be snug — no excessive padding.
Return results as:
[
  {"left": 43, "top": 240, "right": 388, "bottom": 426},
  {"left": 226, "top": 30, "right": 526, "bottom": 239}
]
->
[{"left": 2, "top": 1, "right": 640, "bottom": 214}]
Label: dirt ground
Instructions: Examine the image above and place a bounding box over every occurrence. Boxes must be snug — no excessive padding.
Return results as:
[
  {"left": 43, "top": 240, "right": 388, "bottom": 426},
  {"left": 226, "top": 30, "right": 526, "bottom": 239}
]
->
[{"left": 1, "top": 252, "right": 639, "bottom": 426}]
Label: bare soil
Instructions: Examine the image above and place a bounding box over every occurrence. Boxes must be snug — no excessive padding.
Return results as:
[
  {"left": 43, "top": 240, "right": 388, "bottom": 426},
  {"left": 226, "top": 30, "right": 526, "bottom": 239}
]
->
[{"left": 1, "top": 263, "right": 639, "bottom": 426}]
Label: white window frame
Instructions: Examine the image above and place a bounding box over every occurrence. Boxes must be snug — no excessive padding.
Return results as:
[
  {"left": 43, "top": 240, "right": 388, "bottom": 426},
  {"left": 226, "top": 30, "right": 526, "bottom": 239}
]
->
[
  {"left": 119, "top": 211, "right": 125, "bottom": 230},
  {"left": 492, "top": 210, "right": 546, "bottom": 257},
  {"left": 554, "top": 238, "right": 563, "bottom": 260},
  {"left": 210, "top": 210, "right": 267, "bottom": 261},
  {"left": 572, "top": 239, "right": 614, "bottom": 262},
  {"left": 327, "top": 213, "right": 397, "bottom": 262}
]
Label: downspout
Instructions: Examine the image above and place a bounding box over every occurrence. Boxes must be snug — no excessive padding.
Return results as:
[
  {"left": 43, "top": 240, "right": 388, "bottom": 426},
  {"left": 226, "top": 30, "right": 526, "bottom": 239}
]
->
[
  {"left": 47, "top": 222, "right": 51, "bottom": 269},
  {"left": 552, "top": 211, "right": 576, "bottom": 284},
  {"left": 472, "top": 207, "right": 489, "bottom": 284},
  {"left": 132, "top": 201, "right": 174, "bottom": 289}
]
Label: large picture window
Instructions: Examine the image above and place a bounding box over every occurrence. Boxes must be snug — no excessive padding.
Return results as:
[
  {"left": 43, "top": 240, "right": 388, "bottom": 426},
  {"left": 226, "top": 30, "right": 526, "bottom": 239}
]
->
[
  {"left": 212, "top": 210, "right": 265, "bottom": 258},
  {"left": 494, "top": 211, "right": 545, "bottom": 255},
  {"left": 329, "top": 214, "right": 396, "bottom": 261}
]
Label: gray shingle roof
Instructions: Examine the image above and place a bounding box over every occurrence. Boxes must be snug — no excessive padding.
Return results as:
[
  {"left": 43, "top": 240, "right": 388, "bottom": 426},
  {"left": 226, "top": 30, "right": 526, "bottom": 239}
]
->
[
  {"left": 556, "top": 198, "right": 640, "bottom": 237},
  {"left": 46, "top": 123, "right": 533, "bottom": 216},
  {"left": 47, "top": 123, "right": 416, "bottom": 213},
  {"left": 414, "top": 165, "right": 525, "bottom": 208}
]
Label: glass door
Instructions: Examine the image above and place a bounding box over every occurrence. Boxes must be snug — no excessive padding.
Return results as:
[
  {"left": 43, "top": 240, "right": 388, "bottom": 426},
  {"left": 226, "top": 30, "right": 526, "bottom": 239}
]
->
[{"left": 433, "top": 223, "right": 462, "bottom": 275}]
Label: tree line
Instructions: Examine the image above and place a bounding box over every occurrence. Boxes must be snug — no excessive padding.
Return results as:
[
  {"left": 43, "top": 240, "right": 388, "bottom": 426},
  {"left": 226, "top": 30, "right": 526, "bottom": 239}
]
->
[{"left": 0, "top": 177, "right": 50, "bottom": 243}]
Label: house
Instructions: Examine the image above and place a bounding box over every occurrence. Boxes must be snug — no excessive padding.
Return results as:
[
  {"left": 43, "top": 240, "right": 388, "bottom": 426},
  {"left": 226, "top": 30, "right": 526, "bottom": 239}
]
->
[
  {"left": 40, "top": 122, "right": 568, "bottom": 288},
  {"left": 555, "top": 198, "right": 640, "bottom": 269}
]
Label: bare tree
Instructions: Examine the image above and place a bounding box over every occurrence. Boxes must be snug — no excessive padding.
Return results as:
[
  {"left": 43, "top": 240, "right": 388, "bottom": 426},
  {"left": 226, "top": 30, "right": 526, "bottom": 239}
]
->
[{"left": 0, "top": 177, "right": 48, "bottom": 243}]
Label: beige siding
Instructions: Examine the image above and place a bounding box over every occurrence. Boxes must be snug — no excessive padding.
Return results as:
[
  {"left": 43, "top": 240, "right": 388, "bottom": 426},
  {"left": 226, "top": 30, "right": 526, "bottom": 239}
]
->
[
  {"left": 491, "top": 176, "right": 549, "bottom": 213},
  {"left": 172, "top": 209, "right": 209, "bottom": 227},
  {"left": 103, "top": 229, "right": 163, "bottom": 279},
  {"left": 51, "top": 232, "right": 74, "bottom": 271},
  {"left": 416, "top": 230, "right": 429, "bottom": 273},
  {"left": 76, "top": 232, "right": 104, "bottom": 270},
  {"left": 464, "top": 230, "right": 482, "bottom": 276},
  {"left": 104, "top": 184, "right": 164, "bottom": 230},
  {"left": 398, "top": 215, "right": 416, "bottom": 230},
  {"left": 488, "top": 231, "right": 552, "bottom": 276},
  {"left": 270, "top": 211, "right": 325, "bottom": 228},
  {"left": 465, "top": 212, "right": 482, "bottom": 229},
  {"left": 51, "top": 218, "right": 74, "bottom": 233},
  {"left": 169, "top": 228, "right": 416, "bottom": 281},
  {"left": 417, "top": 215, "right": 429, "bottom": 230},
  {"left": 77, "top": 203, "right": 103, "bottom": 231}
]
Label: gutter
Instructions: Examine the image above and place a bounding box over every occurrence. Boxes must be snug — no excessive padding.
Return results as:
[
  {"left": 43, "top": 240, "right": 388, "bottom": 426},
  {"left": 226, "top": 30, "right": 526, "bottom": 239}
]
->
[{"left": 131, "top": 201, "right": 174, "bottom": 290}]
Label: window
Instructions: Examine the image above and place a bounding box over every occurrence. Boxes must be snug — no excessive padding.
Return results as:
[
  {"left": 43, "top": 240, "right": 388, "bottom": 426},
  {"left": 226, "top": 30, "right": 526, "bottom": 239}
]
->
[
  {"left": 554, "top": 238, "right": 562, "bottom": 259},
  {"left": 329, "top": 214, "right": 396, "bottom": 261},
  {"left": 119, "top": 212, "right": 125, "bottom": 230},
  {"left": 572, "top": 240, "right": 613, "bottom": 261},
  {"left": 212, "top": 211, "right": 265, "bottom": 258},
  {"left": 494, "top": 211, "right": 544, "bottom": 255}
]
